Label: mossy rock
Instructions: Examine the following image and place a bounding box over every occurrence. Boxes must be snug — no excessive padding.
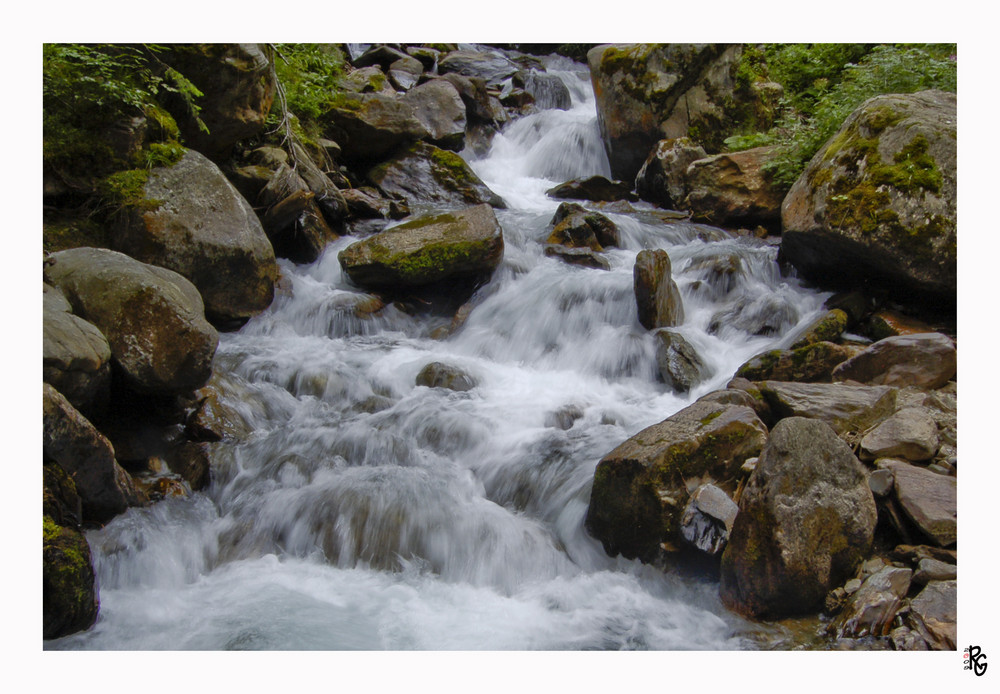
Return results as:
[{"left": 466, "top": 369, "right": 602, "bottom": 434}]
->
[
  {"left": 736, "top": 341, "right": 854, "bottom": 383},
  {"left": 43, "top": 516, "right": 98, "bottom": 639}
]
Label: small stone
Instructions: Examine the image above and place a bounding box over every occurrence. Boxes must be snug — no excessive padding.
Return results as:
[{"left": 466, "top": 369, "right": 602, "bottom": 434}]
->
[
  {"left": 416, "top": 362, "right": 477, "bottom": 392},
  {"left": 844, "top": 578, "right": 862, "bottom": 594},
  {"left": 868, "top": 468, "right": 894, "bottom": 497},
  {"left": 741, "top": 457, "right": 759, "bottom": 475}
]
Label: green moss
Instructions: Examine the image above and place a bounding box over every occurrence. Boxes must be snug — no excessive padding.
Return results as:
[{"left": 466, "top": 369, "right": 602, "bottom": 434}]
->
[
  {"left": 863, "top": 105, "right": 904, "bottom": 134},
  {"left": 99, "top": 168, "right": 162, "bottom": 214},
  {"left": 699, "top": 410, "right": 723, "bottom": 426},
  {"left": 870, "top": 134, "right": 942, "bottom": 194}
]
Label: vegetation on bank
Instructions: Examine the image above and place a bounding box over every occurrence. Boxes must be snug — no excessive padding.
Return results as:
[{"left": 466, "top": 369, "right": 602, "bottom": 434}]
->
[{"left": 726, "top": 43, "right": 957, "bottom": 189}]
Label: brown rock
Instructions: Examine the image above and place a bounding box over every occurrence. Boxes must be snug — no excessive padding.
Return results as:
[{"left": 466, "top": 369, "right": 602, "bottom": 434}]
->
[
  {"left": 634, "top": 249, "right": 684, "bottom": 330},
  {"left": 832, "top": 332, "right": 956, "bottom": 390}
]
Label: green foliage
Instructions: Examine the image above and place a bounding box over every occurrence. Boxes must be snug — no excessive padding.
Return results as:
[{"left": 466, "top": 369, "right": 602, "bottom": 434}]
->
[{"left": 271, "top": 43, "right": 347, "bottom": 122}]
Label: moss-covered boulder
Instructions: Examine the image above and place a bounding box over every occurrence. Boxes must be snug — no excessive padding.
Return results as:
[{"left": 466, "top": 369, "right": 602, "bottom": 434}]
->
[
  {"left": 110, "top": 149, "right": 278, "bottom": 327},
  {"left": 736, "top": 341, "right": 855, "bottom": 383},
  {"left": 367, "top": 142, "right": 506, "bottom": 209},
  {"left": 780, "top": 91, "right": 957, "bottom": 311},
  {"left": 44, "top": 248, "right": 218, "bottom": 395},
  {"left": 43, "top": 516, "right": 98, "bottom": 640},
  {"left": 338, "top": 204, "right": 504, "bottom": 291},
  {"left": 43, "top": 283, "right": 111, "bottom": 417},
  {"left": 585, "top": 400, "right": 767, "bottom": 562},
  {"left": 719, "top": 417, "right": 877, "bottom": 619},
  {"left": 788, "top": 309, "right": 850, "bottom": 350},
  {"left": 634, "top": 249, "right": 684, "bottom": 330},
  {"left": 324, "top": 92, "right": 431, "bottom": 161},
  {"left": 684, "top": 146, "right": 784, "bottom": 230}
]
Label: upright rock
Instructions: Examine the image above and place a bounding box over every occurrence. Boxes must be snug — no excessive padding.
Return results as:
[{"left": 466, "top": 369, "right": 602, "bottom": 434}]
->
[
  {"left": 720, "top": 417, "right": 877, "bottom": 619},
  {"left": 43, "top": 283, "right": 111, "bottom": 416},
  {"left": 634, "top": 249, "right": 684, "bottom": 329},
  {"left": 43, "top": 516, "right": 98, "bottom": 640}
]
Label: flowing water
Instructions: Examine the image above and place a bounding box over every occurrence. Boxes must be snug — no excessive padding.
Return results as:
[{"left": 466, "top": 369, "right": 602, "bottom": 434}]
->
[{"left": 47, "top": 55, "right": 831, "bottom": 651}]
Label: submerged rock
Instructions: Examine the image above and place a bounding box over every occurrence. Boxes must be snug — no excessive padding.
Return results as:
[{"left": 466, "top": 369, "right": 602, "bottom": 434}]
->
[{"left": 416, "top": 362, "right": 478, "bottom": 391}]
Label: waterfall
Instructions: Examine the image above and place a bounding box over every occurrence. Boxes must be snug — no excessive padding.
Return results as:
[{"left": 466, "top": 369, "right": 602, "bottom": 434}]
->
[{"left": 46, "top": 59, "right": 831, "bottom": 651}]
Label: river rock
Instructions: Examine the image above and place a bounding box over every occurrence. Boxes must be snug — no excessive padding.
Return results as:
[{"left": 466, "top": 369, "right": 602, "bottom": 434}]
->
[
  {"left": 546, "top": 202, "right": 620, "bottom": 251},
  {"left": 44, "top": 461, "right": 82, "bottom": 528},
  {"left": 546, "top": 176, "right": 637, "bottom": 203},
  {"left": 907, "top": 580, "right": 956, "bottom": 650},
  {"left": 913, "top": 558, "right": 957, "bottom": 585},
  {"left": 402, "top": 80, "right": 467, "bottom": 151},
  {"left": 338, "top": 66, "right": 396, "bottom": 95},
  {"left": 111, "top": 148, "right": 278, "bottom": 327},
  {"left": 757, "top": 381, "right": 897, "bottom": 435},
  {"left": 43, "top": 384, "right": 142, "bottom": 523},
  {"left": 416, "top": 362, "right": 477, "bottom": 391},
  {"left": 684, "top": 147, "right": 784, "bottom": 229},
  {"left": 44, "top": 248, "right": 219, "bottom": 395},
  {"left": 522, "top": 71, "right": 572, "bottom": 111},
  {"left": 720, "top": 417, "right": 877, "bottom": 619},
  {"left": 707, "top": 293, "right": 798, "bottom": 337},
  {"left": 635, "top": 138, "right": 707, "bottom": 209},
  {"left": 866, "top": 309, "right": 935, "bottom": 341},
  {"left": 324, "top": 92, "right": 430, "bottom": 161},
  {"left": 736, "top": 341, "right": 854, "bottom": 383},
  {"left": 351, "top": 44, "right": 411, "bottom": 71},
  {"left": 43, "top": 283, "right": 111, "bottom": 416},
  {"left": 260, "top": 185, "right": 338, "bottom": 264},
  {"left": 438, "top": 49, "right": 520, "bottom": 89},
  {"left": 634, "top": 249, "right": 684, "bottom": 329},
  {"left": 543, "top": 245, "right": 610, "bottom": 271},
  {"left": 860, "top": 407, "right": 940, "bottom": 462},
  {"left": 585, "top": 400, "right": 767, "bottom": 561},
  {"left": 43, "top": 516, "right": 98, "bottom": 640},
  {"left": 831, "top": 332, "right": 956, "bottom": 390},
  {"left": 789, "top": 309, "right": 850, "bottom": 349},
  {"left": 338, "top": 204, "right": 504, "bottom": 291},
  {"left": 436, "top": 73, "right": 508, "bottom": 126},
  {"left": 653, "top": 329, "right": 707, "bottom": 393},
  {"left": 388, "top": 56, "right": 425, "bottom": 91},
  {"left": 878, "top": 459, "right": 956, "bottom": 546},
  {"left": 780, "top": 91, "right": 957, "bottom": 309},
  {"left": 833, "top": 566, "right": 912, "bottom": 638},
  {"left": 680, "top": 484, "right": 739, "bottom": 555},
  {"left": 367, "top": 142, "right": 506, "bottom": 209}
]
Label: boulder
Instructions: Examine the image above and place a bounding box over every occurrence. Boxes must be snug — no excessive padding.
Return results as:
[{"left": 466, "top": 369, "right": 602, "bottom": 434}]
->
[
  {"left": 367, "top": 142, "right": 506, "bottom": 209},
  {"left": 44, "top": 248, "right": 219, "bottom": 395},
  {"left": 546, "top": 176, "right": 637, "bottom": 203},
  {"left": 436, "top": 73, "right": 508, "bottom": 126},
  {"left": 260, "top": 187, "right": 338, "bottom": 264},
  {"left": 831, "top": 332, "right": 956, "bottom": 390},
  {"left": 635, "top": 138, "right": 707, "bottom": 209},
  {"left": 907, "top": 580, "right": 956, "bottom": 650},
  {"left": 833, "top": 566, "right": 913, "bottom": 638},
  {"left": 780, "top": 91, "right": 957, "bottom": 309},
  {"left": 789, "top": 309, "right": 850, "bottom": 350},
  {"left": 866, "top": 309, "right": 935, "bottom": 341},
  {"left": 546, "top": 202, "right": 620, "bottom": 251},
  {"left": 543, "top": 245, "right": 610, "bottom": 271},
  {"left": 653, "top": 329, "right": 707, "bottom": 393},
  {"left": 913, "top": 558, "right": 957, "bottom": 585},
  {"left": 43, "top": 461, "right": 82, "bottom": 528},
  {"left": 324, "top": 92, "right": 430, "bottom": 161},
  {"left": 388, "top": 56, "right": 425, "bottom": 91},
  {"left": 43, "top": 516, "right": 98, "bottom": 640},
  {"left": 415, "top": 362, "right": 477, "bottom": 391},
  {"left": 684, "top": 147, "right": 784, "bottom": 229},
  {"left": 402, "top": 80, "right": 467, "bottom": 151},
  {"left": 720, "top": 417, "right": 877, "bottom": 619},
  {"left": 634, "top": 249, "right": 684, "bottom": 330},
  {"left": 338, "top": 204, "right": 504, "bottom": 291},
  {"left": 585, "top": 400, "right": 767, "bottom": 561},
  {"left": 735, "top": 342, "right": 855, "bottom": 383},
  {"left": 438, "top": 49, "right": 520, "bottom": 89},
  {"left": 757, "top": 381, "right": 897, "bottom": 435},
  {"left": 338, "top": 66, "right": 397, "bottom": 95},
  {"left": 351, "top": 44, "right": 412, "bottom": 71},
  {"left": 679, "top": 483, "right": 739, "bottom": 555},
  {"left": 43, "top": 283, "right": 111, "bottom": 416},
  {"left": 878, "top": 459, "right": 956, "bottom": 546},
  {"left": 111, "top": 149, "right": 278, "bottom": 326},
  {"left": 859, "top": 407, "right": 940, "bottom": 462},
  {"left": 522, "top": 71, "right": 572, "bottom": 111},
  {"left": 43, "top": 384, "right": 142, "bottom": 523}
]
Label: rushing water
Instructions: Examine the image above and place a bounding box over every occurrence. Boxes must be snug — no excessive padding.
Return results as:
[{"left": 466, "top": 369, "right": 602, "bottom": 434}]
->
[{"left": 47, "top": 54, "right": 832, "bottom": 651}]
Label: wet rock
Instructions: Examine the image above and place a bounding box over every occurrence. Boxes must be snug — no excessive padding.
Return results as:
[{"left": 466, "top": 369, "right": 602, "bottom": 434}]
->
[
  {"left": 43, "top": 283, "right": 111, "bottom": 417},
  {"left": 859, "top": 407, "right": 940, "bottom": 462},
  {"left": 260, "top": 183, "right": 339, "bottom": 264},
  {"left": 653, "top": 329, "right": 707, "bottom": 393},
  {"left": 878, "top": 459, "right": 956, "bottom": 546},
  {"left": 789, "top": 309, "right": 850, "bottom": 350},
  {"left": 866, "top": 309, "right": 935, "bottom": 341},
  {"left": 684, "top": 147, "right": 784, "bottom": 229},
  {"left": 436, "top": 73, "right": 508, "bottom": 126},
  {"left": 546, "top": 176, "right": 637, "bottom": 203},
  {"left": 44, "top": 248, "right": 219, "bottom": 395},
  {"left": 338, "top": 204, "right": 503, "bottom": 291},
  {"left": 680, "top": 484, "right": 739, "bottom": 555},
  {"left": 890, "top": 543, "right": 957, "bottom": 566},
  {"left": 684, "top": 253, "right": 743, "bottom": 298},
  {"left": 367, "top": 142, "right": 506, "bottom": 209},
  {"left": 187, "top": 381, "right": 253, "bottom": 443},
  {"left": 831, "top": 332, "right": 956, "bottom": 390},
  {"left": 907, "top": 580, "right": 956, "bottom": 650},
  {"left": 586, "top": 400, "right": 767, "bottom": 562},
  {"left": 438, "top": 49, "right": 520, "bottom": 89},
  {"left": 543, "top": 245, "right": 610, "bottom": 271},
  {"left": 833, "top": 566, "right": 912, "bottom": 638},
  {"left": 708, "top": 293, "right": 798, "bottom": 337},
  {"left": 43, "top": 462, "right": 82, "bottom": 528},
  {"left": 402, "top": 79, "right": 467, "bottom": 151},
  {"left": 546, "top": 202, "right": 620, "bottom": 251},
  {"left": 720, "top": 417, "right": 877, "bottom": 619},
  {"left": 351, "top": 44, "right": 412, "bottom": 71},
  {"left": 388, "top": 56, "right": 424, "bottom": 91},
  {"left": 416, "top": 362, "right": 477, "bottom": 391},
  {"left": 913, "top": 558, "right": 957, "bottom": 585},
  {"left": 110, "top": 149, "right": 279, "bottom": 327},
  {"left": 522, "top": 71, "right": 572, "bottom": 111},
  {"left": 757, "top": 381, "right": 897, "bottom": 436},
  {"left": 545, "top": 404, "right": 585, "bottom": 430},
  {"left": 634, "top": 249, "right": 684, "bottom": 329},
  {"left": 338, "top": 66, "right": 397, "bottom": 95},
  {"left": 43, "top": 516, "right": 98, "bottom": 640},
  {"left": 735, "top": 341, "right": 855, "bottom": 383},
  {"left": 697, "top": 388, "right": 758, "bottom": 412},
  {"left": 43, "top": 384, "right": 143, "bottom": 523},
  {"left": 635, "top": 138, "right": 707, "bottom": 209}
]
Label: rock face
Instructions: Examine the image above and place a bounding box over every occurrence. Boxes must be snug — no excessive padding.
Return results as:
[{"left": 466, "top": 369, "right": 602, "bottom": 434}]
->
[
  {"left": 43, "top": 516, "right": 98, "bottom": 640},
  {"left": 586, "top": 400, "right": 767, "bottom": 561},
  {"left": 43, "top": 284, "right": 111, "bottom": 416},
  {"left": 781, "top": 91, "right": 957, "bottom": 309},
  {"left": 43, "top": 384, "right": 142, "bottom": 523},
  {"left": 111, "top": 149, "right": 278, "bottom": 326},
  {"left": 634, "top": 249, "right": 684, "bottom": 329},
  {"left": 367, "top": 142, "right": 506, "bottom": 209},
  {"left": 735, "top": 342, "right": 854, "bottom": 383},
  {"left": 684, "top": 147, "right": 784, "bottom": 229},
  {"left": 44, "top": 248, "right": 219, "bottom": 395},
  {"left": 879, "top": 459, "right": 956, "bottom": 546},
  {"left": 831, "top": 333, "right": 956, "bottom": 390},
  {"left": 720, "top": 417, "right": 877, "bottom": 619},
  {"left": 338, "top": 204, "right": 504, "bottom": 291},
  {"left": 635, "top": 138, "right": 707, "bottom": 209},
  {"left": 757, "top": 381, "right": 897, "bottom": 435}
]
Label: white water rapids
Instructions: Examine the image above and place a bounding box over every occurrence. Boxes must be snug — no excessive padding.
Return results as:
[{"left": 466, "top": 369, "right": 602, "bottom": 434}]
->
[{"left": 47, "top": 56, "right": 832, "bottom": 651}]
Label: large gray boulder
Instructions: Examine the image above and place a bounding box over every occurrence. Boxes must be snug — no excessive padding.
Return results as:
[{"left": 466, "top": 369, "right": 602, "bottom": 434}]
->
[
  {"left": 338, "top": 204, "right": 504, "bottom": 291},
  {"left": 757, "top": 381, "right": 897, "bottom": 435},
  {"left": 831, "top": 332, "right": 956, "bottom": 390},
  {"left": 43, "top": 283, "right": 111, "bottom": 416},
  {"left": 111, "top": 149, "right": 278, "bottom": 327},
  {"left": 324, "top": 92, "right": 431, "bottom": 161},
  {"left": 634, "top": 249, "right": 684, "bottom": 330},
  {"left": 586, "top": 400, "right": 767, "bottom": 562},
  {"left": 781, "top": 91, "right": 957, "bottom": 309},
  {"left": 720, "top": 417, "right": 877, "bottom": 619},
  {"left": 402, "top": 80, "right": 467, "bottom": 151},
  {"left": 44, "top": 248, "right": 218, "bottom": 395}
]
